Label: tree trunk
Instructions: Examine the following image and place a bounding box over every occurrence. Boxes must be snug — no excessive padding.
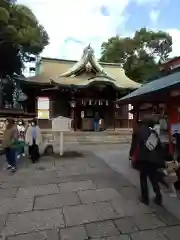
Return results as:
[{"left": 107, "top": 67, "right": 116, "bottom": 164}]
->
[{"left": 0, "top": 79, "right": 3, "bottom": 109}]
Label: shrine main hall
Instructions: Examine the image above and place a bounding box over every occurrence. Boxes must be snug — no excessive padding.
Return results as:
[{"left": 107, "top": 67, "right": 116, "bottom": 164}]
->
[{"left": 19, "top": 45, "right": 141, "bottom": 130}]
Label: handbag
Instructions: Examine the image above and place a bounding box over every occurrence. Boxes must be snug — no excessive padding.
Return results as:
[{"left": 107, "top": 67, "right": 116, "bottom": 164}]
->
[
  {"left": 11, "top": 139, "right": 21, "bottom": 149},
  {"left": 11, "top": 139, "right": 26, "bottom": 150}
]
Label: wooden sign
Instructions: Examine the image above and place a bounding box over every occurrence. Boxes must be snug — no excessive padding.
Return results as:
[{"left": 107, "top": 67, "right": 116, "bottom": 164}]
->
[
  {"left": 37, "top": 97, "right": 50, "bottom": 119},
  {"left": 52, "top": 116, "right": 72, "bottom": 132}
]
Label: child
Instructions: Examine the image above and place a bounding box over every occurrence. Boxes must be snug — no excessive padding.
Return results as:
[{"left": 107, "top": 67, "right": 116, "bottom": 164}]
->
[{"left": 163, "top": 160, "right": 180, "bottom": 197}]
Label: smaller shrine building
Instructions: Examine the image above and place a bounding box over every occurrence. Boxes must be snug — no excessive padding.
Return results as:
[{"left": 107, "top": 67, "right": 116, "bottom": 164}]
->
[{"left": 117, "top": 66, "right": 180, "bottom": 153}]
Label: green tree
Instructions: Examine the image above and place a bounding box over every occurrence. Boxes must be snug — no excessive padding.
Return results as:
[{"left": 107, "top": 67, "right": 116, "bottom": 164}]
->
[
  {"left": 0, "top": 0, "right": 49, "bottom": 107},
  {"left": 100, "top": 28, "right": 172, "bottom": 83}
]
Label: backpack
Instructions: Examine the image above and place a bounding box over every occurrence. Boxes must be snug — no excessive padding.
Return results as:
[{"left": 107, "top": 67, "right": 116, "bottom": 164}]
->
[
  {"left": 145, "top": 130, "right": 159, "bottom": 151},
  {"left": 137, "top": 126, "right": 164, "bottom": 167}
]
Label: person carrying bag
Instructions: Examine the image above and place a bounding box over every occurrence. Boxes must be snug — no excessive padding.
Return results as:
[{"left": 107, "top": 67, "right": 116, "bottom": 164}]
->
[
  {"left": 25, "top": 119, "right": 42, "bottom": 163},
  {"left": 2, "top": 118, "right": 18, "bottom": 172}
]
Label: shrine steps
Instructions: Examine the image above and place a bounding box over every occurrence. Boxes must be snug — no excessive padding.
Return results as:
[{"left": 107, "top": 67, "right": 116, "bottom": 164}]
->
[{"left": 42, "top": 129, "right": 133, "bottom": 145}]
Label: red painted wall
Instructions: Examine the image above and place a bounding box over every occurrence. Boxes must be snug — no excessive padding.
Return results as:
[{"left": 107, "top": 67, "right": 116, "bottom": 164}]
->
[
  {"left": 170, "top": 106, "right": 178, "bottom": 124},
  {"left": 160, "top": 57, "right": 180, "bottom": 71}
]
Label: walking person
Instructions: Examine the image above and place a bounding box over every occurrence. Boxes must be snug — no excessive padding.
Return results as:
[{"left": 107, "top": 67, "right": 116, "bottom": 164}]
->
[
  {"left": 2, "top": 118, "right": 18, "bottom": 172},
  {"left": 94, "top": 112, "right": 100, "bottom": 132},
  {"left": 17, "top": 119, "right": 26, "bottom": 159},
  {"left": 25, "top": 119, "right": 42, "bottom": 163},
  {"left": 136, "top": 118, "right": 165, "bottom": 205}
]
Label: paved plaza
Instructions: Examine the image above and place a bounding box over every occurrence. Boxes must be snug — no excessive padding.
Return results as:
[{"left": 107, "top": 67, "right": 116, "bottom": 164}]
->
[{"left": 0, "top": 144, "right": 180, "bottom": 239}]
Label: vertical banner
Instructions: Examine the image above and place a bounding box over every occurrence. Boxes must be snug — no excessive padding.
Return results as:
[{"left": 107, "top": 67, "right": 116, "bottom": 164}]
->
[
  {"left": 37, "top": 97, "right": 50, "bottom": 119},
  {"left": 128, "top": 104, "right": 133, "bottom": 119}
]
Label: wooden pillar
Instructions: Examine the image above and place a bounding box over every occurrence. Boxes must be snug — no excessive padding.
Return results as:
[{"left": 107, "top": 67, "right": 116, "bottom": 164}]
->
[
  {"left": 113, "top": 102, "right": 116, "bottom": 130},
  {"left": 0, "top": 82, "right": 3, "bottom": 109},
  {"left": 132, "top": 104, "right": 139, "bottom": 133},
  {"left": 167, "top": 101, "right": 174, "bottom": 154}
]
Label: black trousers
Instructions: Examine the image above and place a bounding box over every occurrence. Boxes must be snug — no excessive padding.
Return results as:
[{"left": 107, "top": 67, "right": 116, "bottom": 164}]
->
[
  {"left": 29, "top": 139, "right": 40, "bottom": 163},
  {"left": 139, "top": 163, "right": 162, "bottom": 202}
]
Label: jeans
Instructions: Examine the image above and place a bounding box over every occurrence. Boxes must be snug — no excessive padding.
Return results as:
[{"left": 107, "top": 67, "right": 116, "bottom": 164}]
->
[
  {"left": 94, "top": 121, "right": 99, "bottom": 132},
  {"left": 5, "top": 147, "right": 16, "bottom": 167}
]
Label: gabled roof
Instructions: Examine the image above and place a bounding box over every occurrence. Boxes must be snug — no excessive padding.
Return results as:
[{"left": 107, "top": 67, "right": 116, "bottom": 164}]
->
[
  {"left": 23, "top": 45, "right": 141, "bottom": 89},
  {"left": 51, "top": 45, "right": 141, "bottom": 89},
  {"left": 118, "top": 71, "right": 180, "bottom": 104}
]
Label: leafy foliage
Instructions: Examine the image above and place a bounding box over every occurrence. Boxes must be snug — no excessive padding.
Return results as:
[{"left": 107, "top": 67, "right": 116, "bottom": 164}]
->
[
  {"left": 0, "top": 0, "right": 49, "bottom": 106},
  {"left": 100, "top": 28, "right": 172, "bottom": 83}
]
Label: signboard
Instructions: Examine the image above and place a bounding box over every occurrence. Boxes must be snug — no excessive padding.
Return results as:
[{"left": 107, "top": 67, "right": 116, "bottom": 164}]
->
[
  {"left": 52, "top": 116, "right": 72, "bottom": 156},
  {"left": 52, "top": 116, "right": 72, "bottom": 132},
  {"left": 128, "top": 104, "right": 133, "bottom": 119},
  {"left": 37, "top": 97, "right": 50, "bottom": 119},
  {"left": 38, "top": 110, "right": 49, "bottom": 119}
]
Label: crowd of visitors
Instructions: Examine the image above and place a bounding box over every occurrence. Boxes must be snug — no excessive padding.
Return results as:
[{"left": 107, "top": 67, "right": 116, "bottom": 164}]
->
[
  {"left": 129, "top": 118, "right": 180, "bottom": 205},
  {"left": 1, "top": 118, "right": 42, "bottom": 172},
  {"left": 2, "top": 115, "right": 180, "bottom": 206}
]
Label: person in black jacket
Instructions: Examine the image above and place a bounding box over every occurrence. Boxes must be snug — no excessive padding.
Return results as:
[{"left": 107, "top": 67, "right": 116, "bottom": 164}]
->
[{"left": 136, "top": 118, "right": 165, "bottom": 206}]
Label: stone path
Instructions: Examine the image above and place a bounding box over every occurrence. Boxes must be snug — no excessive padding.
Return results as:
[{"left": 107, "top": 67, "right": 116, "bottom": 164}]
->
[{"left": 0, "top": 149, "right": 180, "bottom": 239}]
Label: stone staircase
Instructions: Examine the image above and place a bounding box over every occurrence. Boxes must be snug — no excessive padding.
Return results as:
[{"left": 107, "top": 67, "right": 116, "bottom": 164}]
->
[
  {"left": 0, "top": 129, "right": 133, "bottom": 155},
  {"left": 42, "top": 129, "right": 133, "bottom": 145}
]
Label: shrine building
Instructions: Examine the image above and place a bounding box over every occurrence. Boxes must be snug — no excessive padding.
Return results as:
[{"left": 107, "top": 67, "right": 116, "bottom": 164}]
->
[{"left": 18, "top": 45, "right": 141, "bottom": 130}]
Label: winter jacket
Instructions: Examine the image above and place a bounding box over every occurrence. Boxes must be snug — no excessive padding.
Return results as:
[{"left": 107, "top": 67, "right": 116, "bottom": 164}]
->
[
  {"left": 1, "top": 126, "right": 18, "bottom": 148},
  {"left": 25, "top": 126, "right": 42, "bottom": 146}
]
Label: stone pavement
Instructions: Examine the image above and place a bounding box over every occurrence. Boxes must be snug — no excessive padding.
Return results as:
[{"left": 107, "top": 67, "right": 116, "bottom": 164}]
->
[
  {"left": 0, "top": 148, "right": 180, "bottom": 239},
  {"left": 90, "top": 144, "right": 180, "bottom": 220}
]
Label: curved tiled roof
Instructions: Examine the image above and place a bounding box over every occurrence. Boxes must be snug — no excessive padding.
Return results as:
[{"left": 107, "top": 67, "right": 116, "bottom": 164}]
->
[{"left": 25, "top": 45, "right": 141, "bottom": 89}]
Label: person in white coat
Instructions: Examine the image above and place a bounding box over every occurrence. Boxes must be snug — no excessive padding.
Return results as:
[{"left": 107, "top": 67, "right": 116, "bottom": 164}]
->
[
  {"left": 17, "top": 119, "right": 26, "bottom": 158},
  {"left": 25, "top": 119, "right": 42, "bottom": 163}
]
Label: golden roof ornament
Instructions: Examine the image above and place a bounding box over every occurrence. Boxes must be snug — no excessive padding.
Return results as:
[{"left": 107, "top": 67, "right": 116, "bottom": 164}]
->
[{"left": 85, "top": 62, "right": 92, "bottom": 72}]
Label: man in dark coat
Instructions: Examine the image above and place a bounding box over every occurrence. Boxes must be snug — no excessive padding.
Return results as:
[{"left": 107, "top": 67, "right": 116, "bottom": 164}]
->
[{"left": 136, "top": 118, "right": 165, "bottom": 205}]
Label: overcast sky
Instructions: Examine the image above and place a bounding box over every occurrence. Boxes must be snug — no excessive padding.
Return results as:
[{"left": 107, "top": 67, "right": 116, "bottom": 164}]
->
[{"left": 17, "top": 0, "right": 179, "bottom": 60}]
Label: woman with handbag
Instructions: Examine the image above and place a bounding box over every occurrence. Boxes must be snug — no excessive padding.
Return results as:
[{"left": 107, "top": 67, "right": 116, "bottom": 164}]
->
[
  {"left": 1, "top": 118, "right": 18, "bottom": 172},
  {"left": 25, "top": 119, "right": 42, "bottom": 163}
]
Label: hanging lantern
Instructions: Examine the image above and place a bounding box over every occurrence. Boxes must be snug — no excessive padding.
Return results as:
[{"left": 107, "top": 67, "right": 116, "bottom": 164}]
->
[
  {"left": 70, "top": 100, "right": 76, "bottom": 108},
  {"left": 106, "top": 100, "right": 108, "bottom": 106},
  {"left": 89, "top": 100, "right": 92, "bottom": 105},
  {"left": 81, "top": 111, "right": 84, "bottom": 118}
]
